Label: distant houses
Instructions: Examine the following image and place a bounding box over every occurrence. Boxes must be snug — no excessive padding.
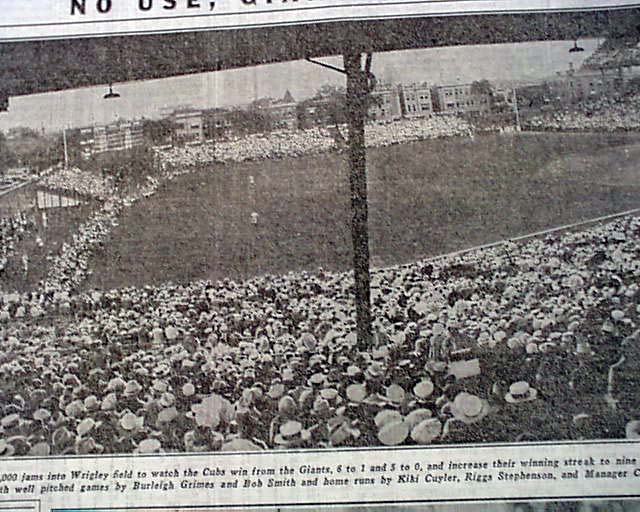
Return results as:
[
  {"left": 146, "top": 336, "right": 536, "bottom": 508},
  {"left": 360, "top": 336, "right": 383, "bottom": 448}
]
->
[
  {"left": 515, "top": 64, "right": 635, "bottom": 110},
  {"left": 70, "top": 85, "right": 500, "bottom": 154},
  {"left": 432, "top": 83, "right": 492, "bottom": 116},
  {"left": 171, "top": 108, "right": 204, "bottom": 144},
  {"left": 369, "top": 83, "right": 403, "bottom": 122},
  {"left": 69, "top": 64, "right": 637, "bottom": 154},
  {"left": 401, "top": 83, "right": 434, "bottom": 118},
  {"left": 260, "top": 90, "right": 298, "bottom": 131}
]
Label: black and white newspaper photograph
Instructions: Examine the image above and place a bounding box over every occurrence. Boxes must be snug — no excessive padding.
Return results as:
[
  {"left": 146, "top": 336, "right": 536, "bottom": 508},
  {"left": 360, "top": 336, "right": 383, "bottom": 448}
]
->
[{"left": 1, "top": 0, "right": 640, "bottom": 510}]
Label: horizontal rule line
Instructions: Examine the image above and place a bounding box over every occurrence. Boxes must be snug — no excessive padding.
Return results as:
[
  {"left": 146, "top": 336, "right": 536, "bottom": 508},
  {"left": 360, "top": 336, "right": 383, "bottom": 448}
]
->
[
  {"left": 0, "top": 0, "right": 638, "bottom": 29},
  {"left": 0, "top": 0, "right": 498, "bottom": 29},
  {"left": 1, "top": 4, "right": 638, "bottom": 43}
]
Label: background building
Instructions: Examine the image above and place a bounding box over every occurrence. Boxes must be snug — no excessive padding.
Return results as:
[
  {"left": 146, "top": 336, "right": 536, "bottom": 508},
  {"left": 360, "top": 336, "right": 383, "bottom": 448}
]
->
[
  {"left": 432, "top": 83, "right": 492, "bottom": 115},
  {"left": 171, "top": 109, "right": 204, "bottom": 144},
  {"left": 546, "top": 64, "right": 626, "bottom": 105},
  {"left": 203, "top": 108, "right": 234, "bottom": 140},
  {"left": 260, "top": 91, "right": 298, "bottom": 131},
  {"left": 400, "top": 83, "right": 433, "bottom": 118},
  {"left": 369, "top": 83, "right": 403, "bottom": 122}
]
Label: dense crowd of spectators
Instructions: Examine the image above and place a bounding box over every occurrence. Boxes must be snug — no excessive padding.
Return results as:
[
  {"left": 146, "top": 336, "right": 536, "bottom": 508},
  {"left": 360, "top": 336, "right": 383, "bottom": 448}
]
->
[
  {"left": 0, "top": 213, "right": 35, "bottom": 277},
  {"left": 42, "top": 201, "right": 121, "bottom": 293},
  {"left": 524, "top": 94, "right": 640, "bottom": 132},
  {"left": 4, "top": 160, "right": 208, "bottom": 297},
  {"left": 1, "top": 213, "right": 639, "bottom": 455},
  {"left": 41, "top": 167, "right": 115, "bottom": 200},
  {"left": 157, "top": 116, "right": 473, "bottom": 169},
  {"left": 364, "top": 116, "right": 473, "bottom": 148}
]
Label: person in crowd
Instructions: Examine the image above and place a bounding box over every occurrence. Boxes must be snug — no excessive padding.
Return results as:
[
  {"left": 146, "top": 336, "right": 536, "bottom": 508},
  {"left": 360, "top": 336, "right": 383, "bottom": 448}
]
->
[{"left": 608, "top": 330, "right": 640, "bottom": 414}]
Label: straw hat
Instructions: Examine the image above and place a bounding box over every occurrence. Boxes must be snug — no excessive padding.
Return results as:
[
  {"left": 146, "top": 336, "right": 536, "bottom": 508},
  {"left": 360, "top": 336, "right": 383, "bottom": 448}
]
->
[
  {"left": 413, "top": 379, "right": 435, "bottom": 400},
  {"left": 410, "top": 418, "right": 442, "bottom": 444},
  {"left": 525, "top": 342, "right": 539, "bottom": 355},
  {"left": 365, "top": 361, "right": 385, "bottom": 380},
  {"left": 274, "top": 420, "right": 303, "bottom": 445},
  {"left": 124, "top": 380, "right": 142, "bottom": 396},
  {"left": 450, "top": 392, "right": 490, "bottom": 424},
  {"left": 625, "top": 420, "right": 640, "bottom": 439},
  {"left": 538, "top": 342, "right": 558, "bottom": 354},
  {"left": 0, "top": 439, "right": 16, "bottom": 457},
  {"left": 505, "top": 381, "right": 538, "bottom": 403}
]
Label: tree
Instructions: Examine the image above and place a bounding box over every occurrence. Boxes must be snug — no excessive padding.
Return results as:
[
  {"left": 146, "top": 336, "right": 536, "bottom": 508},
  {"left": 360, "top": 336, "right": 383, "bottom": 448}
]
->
[
  {"left": 227, "top": 107, "right": 273, "bottom": 135},
  {"left": 203, "top": 110, "right": 229, "bottom": 140},
  {"left": 296, "top": 100, "right": 314, "bottom": 130},
  {"left": 365, "top": 91, "right": 384, "bottom": 122},
  {"left": 143, "top": 118, "right": 176, "bottom": 145},
  {"left": 0, "top": 131, "right": 18, "bottom": 172},
  {"left": 516, "top": 84, "right": 552, "bottom": 110},
  {"left": 299, "top": 85, "right": 348, "bottom": 128},
  {"left": 78, "top": 145, "right": 157, "bottom": 188},
  {"left": 470, "top": 79, "right": 494, "bottom": 96}
]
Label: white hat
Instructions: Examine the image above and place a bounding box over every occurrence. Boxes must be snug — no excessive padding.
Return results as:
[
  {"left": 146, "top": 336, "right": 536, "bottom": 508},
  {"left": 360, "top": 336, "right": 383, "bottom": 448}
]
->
[
  {"left": 625, "top": 420, "right": 640, "bottom": 439},
  {"left": 505, "top": 381, "right": 538, "bottom": 403},
  {"left": 450, "top": 392, "right": 490, "bottom": 424}
]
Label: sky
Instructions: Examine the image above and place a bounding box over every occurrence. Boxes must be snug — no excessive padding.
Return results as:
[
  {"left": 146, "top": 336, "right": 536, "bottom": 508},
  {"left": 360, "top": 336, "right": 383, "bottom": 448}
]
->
[{"left": 0, "top": 38, "right": 599, "bottom": 134}]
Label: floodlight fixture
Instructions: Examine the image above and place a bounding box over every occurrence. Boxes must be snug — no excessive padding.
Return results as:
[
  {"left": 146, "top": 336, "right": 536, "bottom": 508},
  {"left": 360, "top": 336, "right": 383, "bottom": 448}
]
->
[
  {"left": 104, "top": 84, "right": 121, "bottom": 99},
  {"left": 569, "top": 40, "right": 585, "bottom": 53}
]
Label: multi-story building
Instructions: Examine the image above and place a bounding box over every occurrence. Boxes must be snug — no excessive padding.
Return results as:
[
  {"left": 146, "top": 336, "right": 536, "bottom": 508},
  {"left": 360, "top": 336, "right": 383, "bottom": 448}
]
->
[
  {"left": 400, "top": 83, "right": 433, "bottom": 118},
  {"left": 79, "top": 120, "right": 144, "bottom": 158},
  {"left": 78, "top": 127, "right": 95, "bottom": 157},
  {"left": 171, "top": 109, "right": 204, "bottom": 144},
  {"left": 432, "top": 83, "right": 492, "bottom": 115},
  {"left": 546, "top": 64, "right": 625, "bottom": 105},
  {"left": 267, "top": 101, "right": 298, "bottom": 131},
  {"left": 492, "top": 87, "right": 517, "bottom": 112},
  {"left": 257, "top": 91, "right": 298, "bottom": 131},
  {"left": 369, "top": 82, "right": 403, "bottom": 123},
  {"left": 203, "top": 108, "right": 234, "bottom": 139}
]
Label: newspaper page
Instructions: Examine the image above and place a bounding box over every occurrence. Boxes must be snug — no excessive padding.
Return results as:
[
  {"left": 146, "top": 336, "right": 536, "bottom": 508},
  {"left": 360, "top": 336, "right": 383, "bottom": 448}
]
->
[{"left": 1, "top": 2, "right": 640, "bottom": 512}]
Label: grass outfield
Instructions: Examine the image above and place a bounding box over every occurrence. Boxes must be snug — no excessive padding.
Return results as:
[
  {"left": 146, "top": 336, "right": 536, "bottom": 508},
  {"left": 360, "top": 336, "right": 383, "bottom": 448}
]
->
[{"left": 86, "top": 132, "right": 640, "bottom": 290}]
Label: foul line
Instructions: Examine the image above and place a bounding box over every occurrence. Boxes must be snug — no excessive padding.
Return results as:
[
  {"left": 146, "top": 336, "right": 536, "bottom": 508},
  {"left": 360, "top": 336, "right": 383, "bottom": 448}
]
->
[{"left": 373, "top": 207, "right": 640, "bottom": 273}]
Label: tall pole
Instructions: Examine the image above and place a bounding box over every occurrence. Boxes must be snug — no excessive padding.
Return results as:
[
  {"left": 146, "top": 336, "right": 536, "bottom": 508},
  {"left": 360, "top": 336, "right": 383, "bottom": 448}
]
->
[
  {"left": 62, "top": 126, "right": 69, "bottom": 169},
  {"left": 344, "top": 51, "right": 373, "bottom": 348},
  {"left": 513, "top": 88, "right": 521, "bottom": 131}
]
